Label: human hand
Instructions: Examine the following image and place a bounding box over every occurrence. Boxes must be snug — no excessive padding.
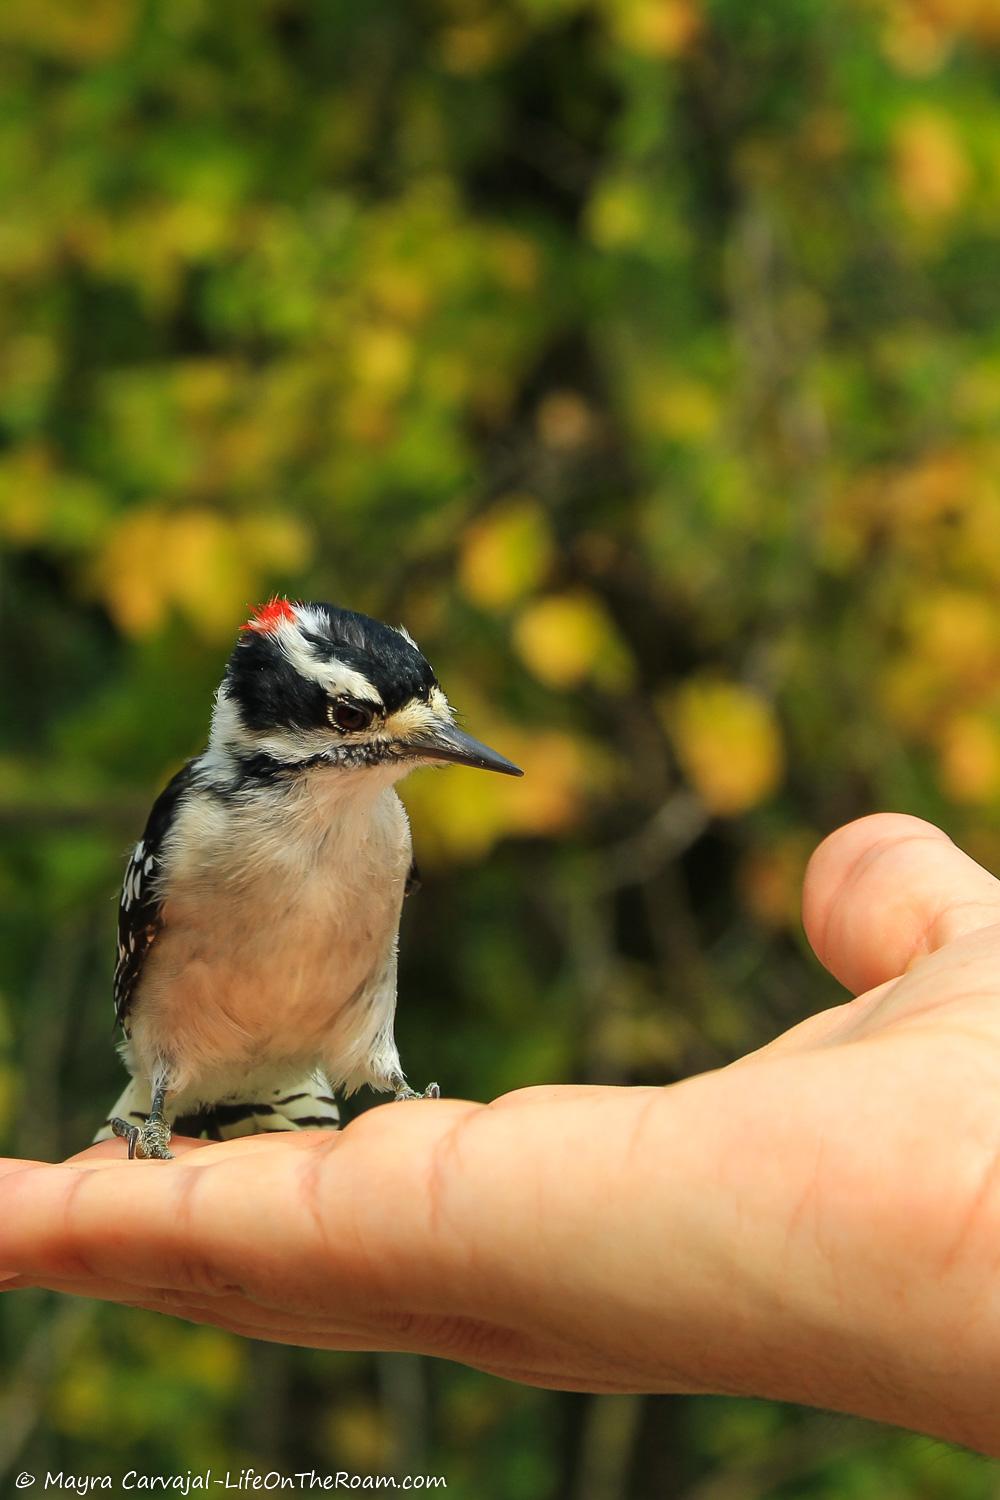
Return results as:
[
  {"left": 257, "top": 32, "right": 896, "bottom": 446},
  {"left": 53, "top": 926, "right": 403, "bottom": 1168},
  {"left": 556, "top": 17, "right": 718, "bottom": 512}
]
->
[{"left": 4, "top": 813, "right": 1000, "bottom": 1454}]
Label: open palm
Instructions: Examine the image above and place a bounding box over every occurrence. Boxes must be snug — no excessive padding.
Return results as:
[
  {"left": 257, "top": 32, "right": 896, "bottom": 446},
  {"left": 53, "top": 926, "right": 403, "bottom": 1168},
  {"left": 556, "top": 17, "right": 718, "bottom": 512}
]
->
[{"left": 4, "top": 813, "right": 1000, "bottom": 1454}]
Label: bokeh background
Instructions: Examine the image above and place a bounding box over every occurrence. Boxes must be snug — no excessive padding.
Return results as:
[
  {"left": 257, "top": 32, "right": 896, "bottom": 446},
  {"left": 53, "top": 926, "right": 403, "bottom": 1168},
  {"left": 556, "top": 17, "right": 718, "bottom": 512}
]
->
[{"left": 3, "top": 0, "right": 1000, "bottom": 1493}]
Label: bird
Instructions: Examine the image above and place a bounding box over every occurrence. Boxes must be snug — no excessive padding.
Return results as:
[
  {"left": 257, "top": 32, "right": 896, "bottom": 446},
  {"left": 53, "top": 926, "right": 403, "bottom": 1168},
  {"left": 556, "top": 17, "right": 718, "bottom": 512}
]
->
[{"left": 95, "top": 597, "right": 523, "bottom": 1160}]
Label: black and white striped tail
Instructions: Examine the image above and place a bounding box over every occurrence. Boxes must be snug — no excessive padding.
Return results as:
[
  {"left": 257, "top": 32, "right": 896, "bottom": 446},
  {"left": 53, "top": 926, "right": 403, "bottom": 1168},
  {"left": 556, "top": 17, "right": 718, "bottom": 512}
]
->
[{"left": 94, "top": 1075, "right": 340, "bottom": 1144}]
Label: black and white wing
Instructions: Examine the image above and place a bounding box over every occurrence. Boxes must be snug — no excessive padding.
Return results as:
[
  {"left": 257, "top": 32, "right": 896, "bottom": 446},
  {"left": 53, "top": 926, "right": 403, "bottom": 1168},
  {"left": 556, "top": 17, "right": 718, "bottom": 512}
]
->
[{"left": 114, "top": 760, "right": 196, "bottom": 1032}]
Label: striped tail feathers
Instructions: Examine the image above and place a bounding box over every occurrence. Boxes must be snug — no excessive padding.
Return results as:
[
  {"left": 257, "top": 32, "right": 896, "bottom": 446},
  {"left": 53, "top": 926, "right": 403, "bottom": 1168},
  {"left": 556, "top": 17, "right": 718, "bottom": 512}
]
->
[
  {"left": 94, "top": 1074, "right": 341, "bottom": 1145},
  {"left": 175, "top": 1080, "right": 342, "bottom": 1140}
]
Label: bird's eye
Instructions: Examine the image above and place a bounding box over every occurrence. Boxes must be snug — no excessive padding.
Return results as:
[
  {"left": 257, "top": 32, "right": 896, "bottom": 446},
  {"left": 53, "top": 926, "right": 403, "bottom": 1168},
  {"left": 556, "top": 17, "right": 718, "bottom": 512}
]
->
[{"left": 329, "top": 700, "right": 375, "bottom": 733}]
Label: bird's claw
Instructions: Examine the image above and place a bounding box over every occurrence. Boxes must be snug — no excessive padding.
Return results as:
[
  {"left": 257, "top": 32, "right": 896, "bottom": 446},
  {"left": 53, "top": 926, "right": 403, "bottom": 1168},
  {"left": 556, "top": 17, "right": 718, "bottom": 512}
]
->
[
  {"left": 110, "top": 1115, "right": 174, "bottom": 1160},
  {"left": 392, "top": 1080, "right": 441, "bottom": 1102}
]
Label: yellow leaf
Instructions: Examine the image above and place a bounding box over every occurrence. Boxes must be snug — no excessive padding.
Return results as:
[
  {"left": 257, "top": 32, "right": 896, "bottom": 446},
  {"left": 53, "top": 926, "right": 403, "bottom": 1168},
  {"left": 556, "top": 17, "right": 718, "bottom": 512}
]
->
[
  {"left": 884, "top": 0, "right": 1000, "bottom": 54},
  {"left": 324, "top": 1403, "right": 388, "bottom": 1470},
  {"left": 586, "top": 178, "right": 650, "bottom": 250},
  {"left": 368, "top": 266, "right": 432, "bottom": 324},
  {"left": 92, "top": 509, "right": 172, "bottom": 636},
  {"left": 509, "top": 729, "right": 602, "bottom": 837},
  {"left": 53, "top": 1365, "right": 112, "bottom": 1437},
  {"left": 893, "top": 108, "right": 969, "bottom": 219},
  {"left": 458, "top": 496, "right": 554, "bottom": 610},
  {"left": 513, "top": 591, "right": 632, "bottom": 689},
  {"left": 172, "top": 359, "right": 236, "bottom": 418},
  {"left": 667, "top": 679, "right": 784, "bottom": 815},
  {"left": 183, "top": 1329, "right": 244, "bottom": 1394},
  {"left": 404, "top": 698, "right": 607, "bottom": 863},
  {"left": 352, "top": 325, "right": 414, "bottom": 396},
  {"left": 0, "top": 0, "right": 134, "bottom": 61},
  {"left": 880, "top": 655, "right": 944, "bottom": 735},
  {"left": 938, "top": 714, "right": 1000, "bottom": 803},
  {"left": 164, "top": 510, "right": 251, "bottom": 639},
  {"left": 604, "top": 0, "right": 701, "bottom": 56},
  {"left": 906, "top": 589, "right": 1000, "bottom": 686},
  {"left": 645, "top": 378, "right": 718, "bottom": 441},
  {"left": 238, "top": 513, "right": 312, "bottom": 573},
  {"left": 90, "top": 506, "right": 312, "bottom": 641},
  {"left": 0, "top": 444, "right": 54, "bottom": 543},
  {"left": 882, "top": 5, "right": 954, "bottom": 75}
]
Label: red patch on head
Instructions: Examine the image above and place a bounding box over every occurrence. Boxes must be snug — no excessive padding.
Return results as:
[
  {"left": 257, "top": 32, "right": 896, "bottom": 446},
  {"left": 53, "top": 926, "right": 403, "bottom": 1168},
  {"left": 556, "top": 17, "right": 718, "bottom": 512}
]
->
[{"left": 241, "top": 596, "right": 298, "bottom": 634}]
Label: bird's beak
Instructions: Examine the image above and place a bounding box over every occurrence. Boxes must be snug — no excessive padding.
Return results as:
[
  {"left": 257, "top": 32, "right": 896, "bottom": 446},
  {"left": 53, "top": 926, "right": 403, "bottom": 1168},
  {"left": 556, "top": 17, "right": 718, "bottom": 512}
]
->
[{"left": 399, "top": 718, "right": 524, "bottom": 777}]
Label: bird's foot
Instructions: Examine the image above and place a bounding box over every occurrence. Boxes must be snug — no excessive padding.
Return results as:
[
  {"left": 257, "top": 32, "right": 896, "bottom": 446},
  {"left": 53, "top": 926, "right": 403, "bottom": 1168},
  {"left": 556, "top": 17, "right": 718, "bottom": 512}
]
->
[
  {"left": 110, "top": 1114, "right": 174, "bottom": 1160},
  {"left": 392, "top": 1080, "right": 441, "bottom": 1102}
]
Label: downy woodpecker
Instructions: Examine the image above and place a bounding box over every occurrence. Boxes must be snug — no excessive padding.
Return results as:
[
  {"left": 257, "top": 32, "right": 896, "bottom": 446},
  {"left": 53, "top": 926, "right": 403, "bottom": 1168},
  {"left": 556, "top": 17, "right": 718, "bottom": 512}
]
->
[{"left": 96, "top": 597, "right": 522, "bottom": 1160}]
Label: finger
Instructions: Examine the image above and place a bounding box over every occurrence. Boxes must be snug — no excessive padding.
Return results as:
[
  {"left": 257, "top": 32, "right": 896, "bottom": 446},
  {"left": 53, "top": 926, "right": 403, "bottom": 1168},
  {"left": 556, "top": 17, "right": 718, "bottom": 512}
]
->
[
  {"left": 486, "top": 1085, "right": 618, "bottom": 1109},
  {"left": 0, "top": 1116, "right": 463, "bottom": 1309},
  {"left": 62, "top": 1131, "right": 327, "bottom": 1167},
  {"left": 0, "top": 1271, "right": 406, "bottom": 1335},
  {"left": 0, "top": 1158, "right": 48, "bottom": 1177},
  {"left": 802, "top": 813, "right": 1000, "bottom": 995},
  {"left": 0, "top": 1271, "right": 431, "bottom": 1351},
  {"left": 0, "top": 1149, "right": 326, "bottom": 1293},
  {"left": 0, "top": 1136, "right": 280, "bottom": 1187},
  {"left": 64, "top": 1135, "right": 208, "bottom": 1165}
]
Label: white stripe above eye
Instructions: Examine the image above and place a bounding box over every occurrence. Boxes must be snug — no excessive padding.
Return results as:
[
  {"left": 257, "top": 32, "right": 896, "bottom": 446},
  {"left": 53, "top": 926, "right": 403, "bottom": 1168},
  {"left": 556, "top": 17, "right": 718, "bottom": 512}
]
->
[{"left": 275, "top": 608, "right": 383, "bottom": 706}]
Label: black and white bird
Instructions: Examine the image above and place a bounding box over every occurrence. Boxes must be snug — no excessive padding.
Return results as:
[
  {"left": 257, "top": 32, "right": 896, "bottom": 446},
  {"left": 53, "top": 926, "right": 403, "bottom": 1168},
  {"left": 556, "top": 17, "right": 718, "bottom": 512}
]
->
[{"left": 96, "top": 597, "right": 522, "bottom": 1160}]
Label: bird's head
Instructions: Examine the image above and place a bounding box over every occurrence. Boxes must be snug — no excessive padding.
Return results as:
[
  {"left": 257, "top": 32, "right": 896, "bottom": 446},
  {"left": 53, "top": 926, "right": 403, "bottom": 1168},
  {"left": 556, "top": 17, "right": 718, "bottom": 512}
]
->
[{"left": 208, "top": 598, "right": 522, "bottom": 786}]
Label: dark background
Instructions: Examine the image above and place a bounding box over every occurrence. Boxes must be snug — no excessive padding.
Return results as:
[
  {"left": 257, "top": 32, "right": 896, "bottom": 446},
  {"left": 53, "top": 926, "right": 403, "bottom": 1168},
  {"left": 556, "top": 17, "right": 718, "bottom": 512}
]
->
[{"left": 3, "top": 0, "right": 1000, "bottom": 1493}]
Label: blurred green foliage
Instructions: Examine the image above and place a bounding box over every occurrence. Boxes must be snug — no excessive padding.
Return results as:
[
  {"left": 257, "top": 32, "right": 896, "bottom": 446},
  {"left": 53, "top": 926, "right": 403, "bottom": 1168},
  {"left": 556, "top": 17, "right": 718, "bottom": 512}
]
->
[{"left": 3, "top": 0, "right": 1000, "bottom": 1493}]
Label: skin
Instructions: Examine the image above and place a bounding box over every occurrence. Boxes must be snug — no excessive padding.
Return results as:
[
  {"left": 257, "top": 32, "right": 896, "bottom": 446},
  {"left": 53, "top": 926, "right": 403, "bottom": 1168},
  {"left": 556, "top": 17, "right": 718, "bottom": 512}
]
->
[{"left": 4, "top": 812, "right": 1000, "bottom": 1454}]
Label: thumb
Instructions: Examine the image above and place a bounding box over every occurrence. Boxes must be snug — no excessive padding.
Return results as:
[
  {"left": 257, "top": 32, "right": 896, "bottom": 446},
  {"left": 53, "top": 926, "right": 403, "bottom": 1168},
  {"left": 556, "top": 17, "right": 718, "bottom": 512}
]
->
[{"left": 802, "top": 813, "right": 1000, "bottom": 996}]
